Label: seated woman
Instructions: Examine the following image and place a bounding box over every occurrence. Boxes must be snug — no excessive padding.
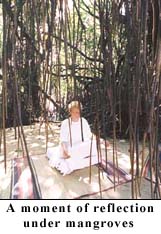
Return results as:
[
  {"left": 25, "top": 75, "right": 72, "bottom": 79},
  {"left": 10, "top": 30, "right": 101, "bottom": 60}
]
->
[{"left": 47, "top": 100, "right": 99, "bottom": 175}]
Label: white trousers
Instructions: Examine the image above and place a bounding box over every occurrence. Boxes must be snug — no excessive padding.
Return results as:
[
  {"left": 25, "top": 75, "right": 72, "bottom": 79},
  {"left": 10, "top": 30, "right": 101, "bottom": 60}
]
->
[{"left": 47, "top": 140, "right": 99, "bottom": 175}]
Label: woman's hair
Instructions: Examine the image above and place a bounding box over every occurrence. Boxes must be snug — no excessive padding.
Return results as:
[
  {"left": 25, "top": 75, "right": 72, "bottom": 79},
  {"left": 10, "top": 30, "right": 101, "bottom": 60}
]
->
[{"left": 68, "top": 100, "right": 82, "bottom": 112}]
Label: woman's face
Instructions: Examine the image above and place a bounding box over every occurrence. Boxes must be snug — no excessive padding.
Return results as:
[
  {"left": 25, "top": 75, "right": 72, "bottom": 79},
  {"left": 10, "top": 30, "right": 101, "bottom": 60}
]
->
[{"left": 70, "top": 107, "right": 80, "bottom": 121}]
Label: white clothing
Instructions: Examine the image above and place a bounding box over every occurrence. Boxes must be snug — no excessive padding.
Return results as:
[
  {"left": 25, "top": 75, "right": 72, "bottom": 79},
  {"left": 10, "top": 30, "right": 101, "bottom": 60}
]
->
[
  {"left": 60, "top": 117, "right": 91, "bottom": 145},
  {"left": 47, "top": 117, "right": 99, "bottom": 175}
]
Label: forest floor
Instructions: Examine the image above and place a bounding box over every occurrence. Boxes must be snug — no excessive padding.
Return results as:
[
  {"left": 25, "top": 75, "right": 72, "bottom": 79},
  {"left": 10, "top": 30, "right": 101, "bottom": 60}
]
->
[{"left": 0, "top": 122, "right": 153, "bottom": 199}]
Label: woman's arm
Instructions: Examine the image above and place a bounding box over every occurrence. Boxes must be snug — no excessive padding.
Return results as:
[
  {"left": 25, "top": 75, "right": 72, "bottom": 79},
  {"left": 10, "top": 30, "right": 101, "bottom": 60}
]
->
[
  {"left": 60, "top": 119, "right": 71, "bottom": 158},
  {"left": 61, "top": 142, "right": 71, "bottom": 159}
]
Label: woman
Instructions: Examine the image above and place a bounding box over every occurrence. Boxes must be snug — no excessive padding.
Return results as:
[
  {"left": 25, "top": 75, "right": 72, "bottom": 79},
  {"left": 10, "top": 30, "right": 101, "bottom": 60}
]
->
[{"left": 47, "top": 100, "right": 99, "bottom": 175}]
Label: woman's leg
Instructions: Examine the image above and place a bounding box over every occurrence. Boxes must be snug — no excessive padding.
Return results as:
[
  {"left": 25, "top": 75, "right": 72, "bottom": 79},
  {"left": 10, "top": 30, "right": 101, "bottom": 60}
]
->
[
  {"left": 68, "top": 140, "right": 98, "bottom": 159},
  {"left": 60, "top": 140, "right": 99, "bottom": 174}
]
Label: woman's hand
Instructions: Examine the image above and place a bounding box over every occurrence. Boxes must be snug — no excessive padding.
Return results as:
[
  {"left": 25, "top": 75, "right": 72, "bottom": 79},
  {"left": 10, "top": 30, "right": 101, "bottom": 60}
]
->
[{"left": 63, "top": 149, "right": 71, "bottom": 159}]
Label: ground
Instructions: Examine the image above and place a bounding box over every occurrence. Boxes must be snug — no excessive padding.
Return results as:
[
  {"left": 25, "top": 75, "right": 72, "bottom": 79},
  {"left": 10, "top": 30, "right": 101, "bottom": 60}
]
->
[{"left": 0, "top": 122, "right": 152, "bottom": 199}]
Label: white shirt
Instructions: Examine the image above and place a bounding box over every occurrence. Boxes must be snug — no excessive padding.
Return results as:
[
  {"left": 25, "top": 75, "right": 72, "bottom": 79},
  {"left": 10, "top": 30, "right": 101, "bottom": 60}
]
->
[{"left": 60, "top": 117, "right": 91, "bottom": 145}]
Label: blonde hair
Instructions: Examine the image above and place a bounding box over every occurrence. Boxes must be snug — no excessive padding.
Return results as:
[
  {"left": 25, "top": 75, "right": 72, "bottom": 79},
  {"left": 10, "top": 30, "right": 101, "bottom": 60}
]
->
[{"left": 68, "top": 101, "right": 82, "bottom": 112}]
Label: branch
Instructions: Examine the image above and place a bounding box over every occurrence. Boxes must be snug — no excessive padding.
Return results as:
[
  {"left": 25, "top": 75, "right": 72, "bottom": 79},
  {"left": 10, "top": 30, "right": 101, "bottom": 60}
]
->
[
  {"left": 36, "top": 85, "right": 60, "bottom": 110},
  {"left": 81, "top": 0, "right": 99, "bottom": 19},
  {"left": 53, "top": 34, "right": 103, "bottom": 63},
  {"left": 73, "top": 0, "right": 86, "bottom": 30},
  {"left": 3, "top": 1, "right": 43, "bottom": 59}
]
